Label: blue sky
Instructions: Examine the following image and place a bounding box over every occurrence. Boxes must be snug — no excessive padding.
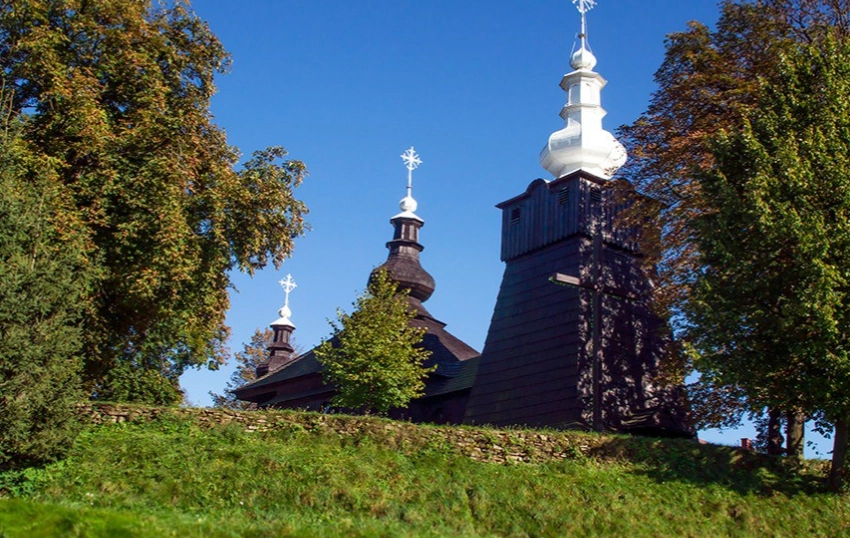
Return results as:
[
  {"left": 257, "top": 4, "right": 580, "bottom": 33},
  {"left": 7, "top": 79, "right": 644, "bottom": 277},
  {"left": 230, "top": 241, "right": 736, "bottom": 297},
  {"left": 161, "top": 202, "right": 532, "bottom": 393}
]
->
[{"left": 178, "top": 0, "right": 830, "bottom": 457}]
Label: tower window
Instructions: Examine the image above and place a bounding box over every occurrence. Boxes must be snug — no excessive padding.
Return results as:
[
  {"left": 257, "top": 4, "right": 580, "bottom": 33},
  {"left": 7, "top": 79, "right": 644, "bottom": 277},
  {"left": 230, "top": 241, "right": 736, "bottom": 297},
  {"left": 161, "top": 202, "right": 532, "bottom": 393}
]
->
[
  {"left": 590, "top": 188, "right": 603, "bottom": 203},
  {"left": 558, "top": 187, "right": 570, "bottom": 205},
  {"left": 510, "top": 207, "right": 521, "bottom": 223}
]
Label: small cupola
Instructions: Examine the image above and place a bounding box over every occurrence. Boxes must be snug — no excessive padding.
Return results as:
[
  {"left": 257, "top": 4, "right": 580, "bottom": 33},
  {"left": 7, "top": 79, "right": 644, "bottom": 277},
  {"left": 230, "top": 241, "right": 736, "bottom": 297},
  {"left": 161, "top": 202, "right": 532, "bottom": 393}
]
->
[
  {"left": 256, "top": 274, "right": 298, "bottom": 377},
  {"left": 370, "top": 147, "right": 435, "bottom": 303},
  {"left": 539, "top": 0, "right": 627, "bottom": 180}
]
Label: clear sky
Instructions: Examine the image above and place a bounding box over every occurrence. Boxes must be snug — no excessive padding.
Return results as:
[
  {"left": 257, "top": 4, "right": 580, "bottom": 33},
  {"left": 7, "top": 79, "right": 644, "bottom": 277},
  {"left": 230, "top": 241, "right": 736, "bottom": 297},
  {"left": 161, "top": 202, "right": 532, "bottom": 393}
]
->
[{"left": 178, "top": 0, "right": 830, "bottom": 457}]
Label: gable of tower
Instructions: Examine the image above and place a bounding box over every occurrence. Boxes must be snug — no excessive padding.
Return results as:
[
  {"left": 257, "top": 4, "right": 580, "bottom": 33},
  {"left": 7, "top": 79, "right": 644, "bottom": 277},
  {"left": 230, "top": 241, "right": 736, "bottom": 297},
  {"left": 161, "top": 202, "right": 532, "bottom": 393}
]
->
[{"left": 499, "top": 171, "right": 639, "bottom": 262}]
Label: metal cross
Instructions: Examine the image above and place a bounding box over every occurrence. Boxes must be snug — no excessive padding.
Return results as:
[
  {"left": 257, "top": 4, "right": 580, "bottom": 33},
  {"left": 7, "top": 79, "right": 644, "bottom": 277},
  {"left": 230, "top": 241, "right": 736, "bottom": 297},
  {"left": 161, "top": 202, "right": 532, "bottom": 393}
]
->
[
  {"left": 572, "top": 0, "right": 596, "bottom": 14},
  {"left": 400, "top": 146, "right": 422, "bottom": 192},
  {"left": 572, "top": 0, "right": 596, "bottom": 40},
  {"left": 279, "top": 274, "right": 297, "bottom": 308}
]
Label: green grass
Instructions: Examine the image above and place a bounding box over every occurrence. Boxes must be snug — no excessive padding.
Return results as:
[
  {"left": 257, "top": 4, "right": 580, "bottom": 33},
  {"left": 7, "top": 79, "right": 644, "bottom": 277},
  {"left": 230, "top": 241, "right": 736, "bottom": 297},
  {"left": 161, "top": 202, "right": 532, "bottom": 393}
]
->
[{"left": 0, "top": 409, "right": 847, "bottom": 537}]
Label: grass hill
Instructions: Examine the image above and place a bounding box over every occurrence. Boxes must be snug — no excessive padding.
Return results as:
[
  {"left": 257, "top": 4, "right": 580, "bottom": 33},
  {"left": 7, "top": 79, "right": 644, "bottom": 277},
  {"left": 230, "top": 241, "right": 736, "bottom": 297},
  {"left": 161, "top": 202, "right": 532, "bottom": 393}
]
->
[{"left": 0, "top": 405, "right": 846, "bottom": 537}]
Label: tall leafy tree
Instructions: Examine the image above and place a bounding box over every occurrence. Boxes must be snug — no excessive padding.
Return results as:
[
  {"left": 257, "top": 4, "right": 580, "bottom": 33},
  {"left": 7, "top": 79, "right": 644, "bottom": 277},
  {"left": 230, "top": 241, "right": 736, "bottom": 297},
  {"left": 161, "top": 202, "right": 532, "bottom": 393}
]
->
[
  {"left": 686, "top": 34, "right": 850, "bottom": 489},
  {"left": 315, "top": 270, "right": 433, "bottom": 415},
  {"left": 0, "top": 91, "right": 89, "bottom": 468},
  {"left": 618, "top": 0, "right": 849, "bottom": 448},
  {"left": 210, "top": 328, "right": 274, "bottom": 410},
  {"left": 619, "top": 0, "right": 850, "bottom": 318},
  {"left": 0, "top": 0, "right": 308, "bottom": 401}
]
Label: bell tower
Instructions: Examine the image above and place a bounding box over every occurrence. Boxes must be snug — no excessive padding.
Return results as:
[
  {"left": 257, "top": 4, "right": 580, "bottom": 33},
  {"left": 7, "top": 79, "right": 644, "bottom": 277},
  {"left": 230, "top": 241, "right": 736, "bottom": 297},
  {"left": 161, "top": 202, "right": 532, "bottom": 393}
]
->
[
  {"left": 464, "top": 0, "right": 691, "bottom": 437},
  {"left": 256, "top": 274, "right": 298, "bottom": 377}
]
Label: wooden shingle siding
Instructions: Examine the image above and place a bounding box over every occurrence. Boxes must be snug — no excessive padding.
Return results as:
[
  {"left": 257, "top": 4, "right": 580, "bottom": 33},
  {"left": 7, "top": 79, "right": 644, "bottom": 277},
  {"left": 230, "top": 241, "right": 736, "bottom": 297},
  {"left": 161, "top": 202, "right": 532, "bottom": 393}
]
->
[
  {"left": 465, "top": 233, "right": 587, "bottom": 427},
  {"left": 498, "top": 171, "right": 638, "bottom": 263},
  {"left": 466, "top": 171, "right": 691, "bottom": 437}
]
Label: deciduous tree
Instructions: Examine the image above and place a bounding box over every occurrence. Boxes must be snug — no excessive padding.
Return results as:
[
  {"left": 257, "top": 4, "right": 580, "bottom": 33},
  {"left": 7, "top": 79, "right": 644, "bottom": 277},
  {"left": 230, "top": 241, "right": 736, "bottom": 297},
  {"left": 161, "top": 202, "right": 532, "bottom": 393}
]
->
[
  {"left": 0, "top": 0, "right": 308, "bottom": 401},
  {"left": 315, "top": 271, "right": 433, "bottom": 415},
  {"left": 686, "top": 34, "right": 850, "bottom": 489},
  {"left": 618, "top": 0, "right": 849, "bottom": 456}
]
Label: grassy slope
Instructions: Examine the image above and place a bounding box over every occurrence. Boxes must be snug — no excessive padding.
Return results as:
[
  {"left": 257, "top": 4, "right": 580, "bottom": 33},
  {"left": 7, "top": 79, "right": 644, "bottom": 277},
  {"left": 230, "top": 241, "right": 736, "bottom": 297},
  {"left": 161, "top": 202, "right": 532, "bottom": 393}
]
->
[{"left": 0, "top": 409, "right": 847, "bottom": 538}]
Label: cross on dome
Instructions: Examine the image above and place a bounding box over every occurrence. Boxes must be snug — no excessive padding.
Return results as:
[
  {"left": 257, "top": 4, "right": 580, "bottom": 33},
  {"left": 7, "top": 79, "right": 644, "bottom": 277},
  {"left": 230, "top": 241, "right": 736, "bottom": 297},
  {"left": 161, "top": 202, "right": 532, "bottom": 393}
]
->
[
  {"left": 573, "top": 0, "right": 596, "bottom": 40},
  {"left": 274, "top": 274, "right": 297, "bottom": 325},
  {"left": 571, "top": 0, "right": 597, "bottom": 68},
  {"left": 279, "top": 274, "right": 297, "bottom": 306},
  {"left": 398, "top": 147, "right": 422, "bottom": 216},
  {"left": 573, "top": 0, "right": 596, "bottom": 15},
  {"left": 401, "top": 147, "right": 422, "bottom": 188}
]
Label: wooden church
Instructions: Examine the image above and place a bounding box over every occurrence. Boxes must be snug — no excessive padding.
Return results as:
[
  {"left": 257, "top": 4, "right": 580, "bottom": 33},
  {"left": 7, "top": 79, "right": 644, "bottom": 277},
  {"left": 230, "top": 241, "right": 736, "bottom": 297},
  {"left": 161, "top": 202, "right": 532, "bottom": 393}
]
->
[
  {"left": 235, "top": 3, "right": 692, "bottom": 438},
  {"left": 233, "top": 149, "right": 481, "bottom": 424}
]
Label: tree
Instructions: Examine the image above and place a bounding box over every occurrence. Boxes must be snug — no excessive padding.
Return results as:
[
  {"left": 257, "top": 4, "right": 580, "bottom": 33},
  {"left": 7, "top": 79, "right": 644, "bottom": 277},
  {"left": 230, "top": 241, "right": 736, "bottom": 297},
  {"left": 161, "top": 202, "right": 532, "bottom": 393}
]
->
[
  {"left": 315, "top": 270, "right": 434, "bottom": 415},
  {"left": 0, "top": 89, "right": 89, "bottom": 469},
  {"left": 686, "top": 34, "right": 850, "bottom": 489},
  {"left": 619, "top": 0, "right": 850, "bottom": 316},
  {"left": 618, "top": 0, "right": 849, "bottom": 450},
  {"left": 210, "top": 328, "right": 273, "bottom": 410},
  {"left": 0, "top": 0, "right": 308, "bottom": 401}
]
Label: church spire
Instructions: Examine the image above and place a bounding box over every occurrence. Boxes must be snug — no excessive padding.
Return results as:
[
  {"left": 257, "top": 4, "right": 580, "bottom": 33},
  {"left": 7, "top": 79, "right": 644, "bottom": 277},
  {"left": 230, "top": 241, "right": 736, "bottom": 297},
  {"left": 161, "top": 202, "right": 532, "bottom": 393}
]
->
[
  {"left": 257, "top": 274, "right": 298, "bottom": 377},
  {"left": 539, "top": 0, "right": 626, "bottom": 180},
  {"left": 576, "top": 0, "right": 593, "bottom": 48},
  {"left": 370, "top": 147, "right": 435, "bottom": 303}
]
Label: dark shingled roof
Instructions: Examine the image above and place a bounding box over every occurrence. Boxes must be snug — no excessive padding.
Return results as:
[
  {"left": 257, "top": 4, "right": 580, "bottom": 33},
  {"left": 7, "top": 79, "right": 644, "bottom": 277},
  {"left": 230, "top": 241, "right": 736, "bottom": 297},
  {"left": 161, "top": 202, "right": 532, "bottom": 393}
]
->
[
  {"left": 236, "top": 298, "right": 479, "bottom": 397},
  {"left": 373, "top": 253, "right": 435, "bottom": 302},
  {"left": 238, "top": 348, "right": 324, "bottom": 392},
  {"left": 423, "top": 355, "right": 481, "bottom": 398}
]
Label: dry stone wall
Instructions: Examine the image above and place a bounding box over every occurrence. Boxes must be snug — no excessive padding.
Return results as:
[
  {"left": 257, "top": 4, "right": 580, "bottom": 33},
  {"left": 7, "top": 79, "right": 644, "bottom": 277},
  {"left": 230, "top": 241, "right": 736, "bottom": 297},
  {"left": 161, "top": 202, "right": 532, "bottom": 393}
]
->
[{"left": 77, "top": 403, "right": 623, "bottom": 465}]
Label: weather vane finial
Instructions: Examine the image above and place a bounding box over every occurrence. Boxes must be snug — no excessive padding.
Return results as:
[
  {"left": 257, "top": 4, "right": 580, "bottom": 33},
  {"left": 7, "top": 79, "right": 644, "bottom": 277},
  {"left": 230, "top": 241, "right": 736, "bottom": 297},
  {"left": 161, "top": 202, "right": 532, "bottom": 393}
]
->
[
  {"left": 572, "top": 0, "right": 596, "bottom": 42},
  {"left": 400, "top": 146, "right": 422, "bottom": 198}
]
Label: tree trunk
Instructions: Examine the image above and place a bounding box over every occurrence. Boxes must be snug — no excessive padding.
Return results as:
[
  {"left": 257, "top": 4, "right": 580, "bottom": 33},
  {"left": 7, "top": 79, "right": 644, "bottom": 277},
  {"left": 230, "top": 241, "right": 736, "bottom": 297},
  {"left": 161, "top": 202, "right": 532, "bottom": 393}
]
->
[
  {"left": 829, "top": 419, "right": 848, "bottom": 493},
  {"left": 785, "top": 410, "right": 805, "bottom": 460},
  {"left": 767, "top": 408, "right": 784, "bottom": 456}
]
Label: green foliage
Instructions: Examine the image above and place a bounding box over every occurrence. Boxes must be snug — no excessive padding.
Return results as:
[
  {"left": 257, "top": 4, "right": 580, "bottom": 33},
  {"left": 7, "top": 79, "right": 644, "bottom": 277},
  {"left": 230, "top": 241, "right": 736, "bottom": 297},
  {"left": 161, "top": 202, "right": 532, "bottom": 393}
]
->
[
  {"left": 210, "top": 328, "right": 273, "bottom": 410},
  {"left": 0, "top": 410, "right": 845, "bottom": 537},
  {"left": 0, "top": 460, "right": 68, "bottom": 498},
  {"left": 685, "top": 34, "right": 850, "bottom": 486},
  {"left": 0, "top": 92, "right": 88, "bottom": 469},
  {"left": 96, "top": 361, "right": 183, "bottom": 406},
  {"left": 690, "top": 36, "right": 850, "bottom": 412},
  {"left": 619, "top": 0, "right": 850, "bottom": 430},
  {"left": 0, "top": 1, "right": 308, "bottom": 401},
  {"left": 316, "top": 270, "right": 433, "bottom": 415},
  {"left": 0, "top": 498, "right": 227, "bottom": 538}
]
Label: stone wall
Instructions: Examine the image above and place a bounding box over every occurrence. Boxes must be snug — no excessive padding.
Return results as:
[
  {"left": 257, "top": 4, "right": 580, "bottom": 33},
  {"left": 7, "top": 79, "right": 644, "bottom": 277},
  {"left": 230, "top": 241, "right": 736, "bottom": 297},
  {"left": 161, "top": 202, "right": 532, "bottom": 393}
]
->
[{"left": 77, "top": 403, "right": 625, "bottom": 465}]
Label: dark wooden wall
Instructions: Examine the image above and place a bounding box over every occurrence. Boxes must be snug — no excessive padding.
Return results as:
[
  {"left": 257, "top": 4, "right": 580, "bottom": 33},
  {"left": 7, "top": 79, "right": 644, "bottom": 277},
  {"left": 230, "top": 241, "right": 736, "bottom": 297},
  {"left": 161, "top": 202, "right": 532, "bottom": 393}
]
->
[
  {"left": 464, "top": 236, "right": 587, "bottom": 428},
  {"left": 465, "top": 171, "right": 691, "bottom": 436}
]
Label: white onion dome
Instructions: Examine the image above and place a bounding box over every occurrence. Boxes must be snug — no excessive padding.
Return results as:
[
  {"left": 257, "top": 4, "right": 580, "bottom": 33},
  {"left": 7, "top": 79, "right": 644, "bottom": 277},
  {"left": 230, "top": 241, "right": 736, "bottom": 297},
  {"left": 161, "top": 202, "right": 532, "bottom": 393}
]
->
[
  {"left": 271, "top": 303, "right": 295, "bottom": 329},
  {"left": 539, "top": 49, "right": 626, "bottom": 179},
  {"left": 539, "top": 6, "right": 627, "bottom": 180},
  {"left": 400, "top": 194, "right": 418, "bottom": 213},
  {"left": 570, "top": 44, "right": 597, "bottom": 70},
  {"left": 393, "top": 193, "right": 423, "bottom": 221}
]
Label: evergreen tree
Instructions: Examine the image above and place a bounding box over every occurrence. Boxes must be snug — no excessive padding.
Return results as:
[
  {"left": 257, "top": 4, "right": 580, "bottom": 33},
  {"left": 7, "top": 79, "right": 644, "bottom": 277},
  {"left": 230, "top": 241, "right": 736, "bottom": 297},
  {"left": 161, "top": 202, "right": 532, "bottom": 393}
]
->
[
  {"left": 315, "top": 271, "right": 433, "bottom": 415},
  {"left": 0, "top": 93, "right": 89, "bottom": 469},
  {"left": 0, "top": 1, "right": 308, "bottom": 401},
  {"left": 210, "top": 328, "right": 274, "bottom": 410}
]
